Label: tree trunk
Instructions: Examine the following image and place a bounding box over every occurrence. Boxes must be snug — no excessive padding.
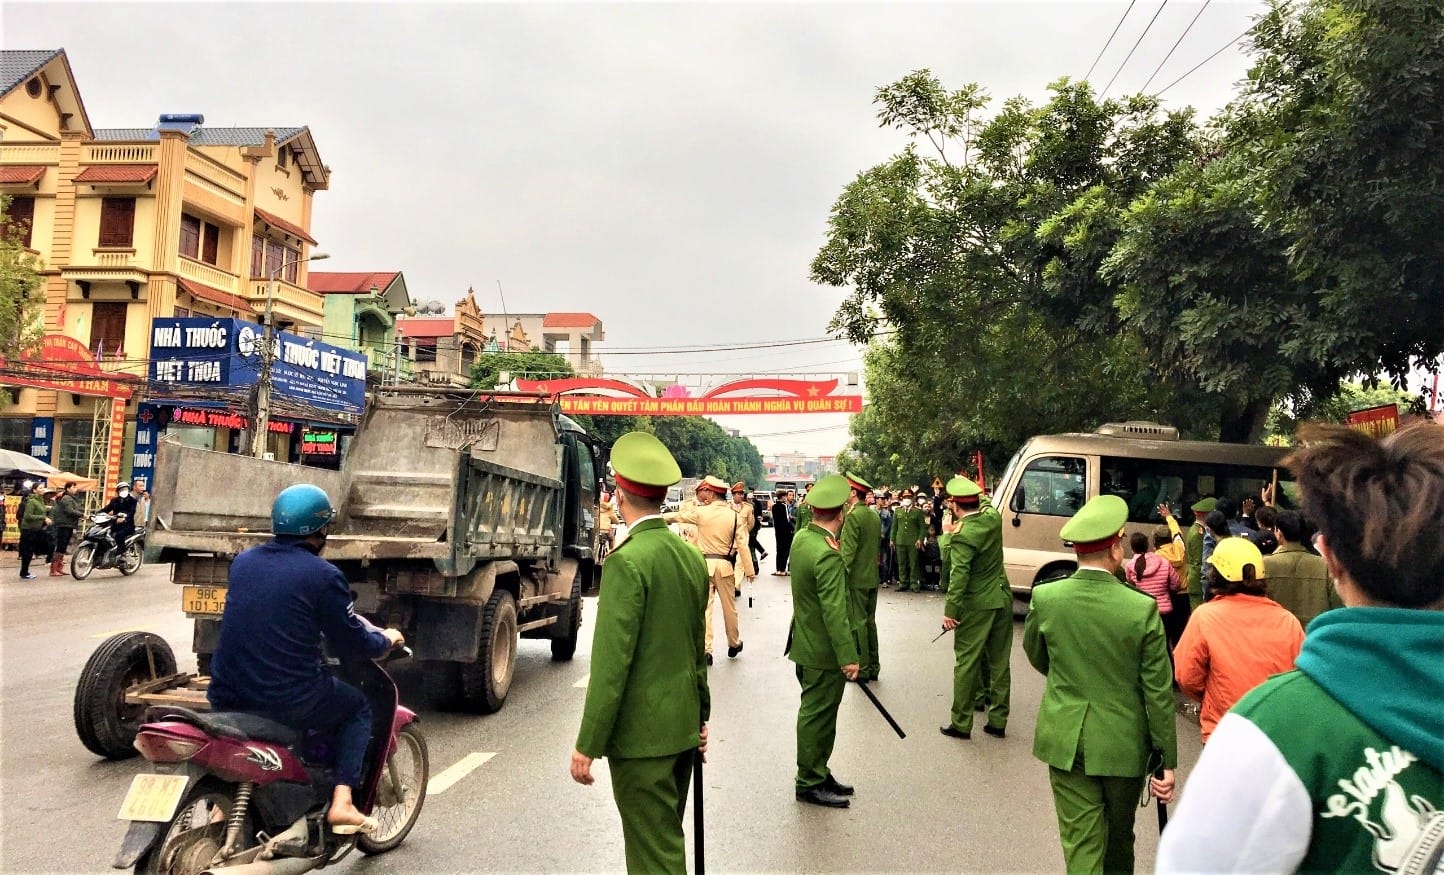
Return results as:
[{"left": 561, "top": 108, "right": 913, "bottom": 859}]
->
[{"left": 1217, "top": 396, "right": 1273, "bottom": 443}]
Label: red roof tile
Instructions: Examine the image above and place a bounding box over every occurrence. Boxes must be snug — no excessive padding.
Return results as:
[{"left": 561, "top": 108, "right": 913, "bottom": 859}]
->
[
  {"left": 542, "top": 311, "right": 600, "bottom": 329},
  {"left": 254, "top": 206, "right": 319, "bottom": 246},
  {"left": 397, "top": 317, "right": 453, "bottom": 338},
  {"left": 0, "top": 165, "right": 45, "bottom": 185},
  {"left": 74, "top": 164, "right": 158, "bottom": 184},
  {"left": 177, "top": 277, "right": 254, "bottom": 314},
  {"left": 308, "top": 271, "right": 400, "bottom": 294}
]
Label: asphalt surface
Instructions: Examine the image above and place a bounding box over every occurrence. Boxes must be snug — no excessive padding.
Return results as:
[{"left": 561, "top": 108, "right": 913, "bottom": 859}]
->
[{"left": 0, "top": 546, "right": 1203, "bottom": 874}]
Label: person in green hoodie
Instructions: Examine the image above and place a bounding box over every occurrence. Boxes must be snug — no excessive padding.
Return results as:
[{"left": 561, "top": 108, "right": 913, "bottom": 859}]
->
[
  {"left": 1158, "top": 422, "right": 1444, "bottom": 873},
  {"left": 17, "top": 486, "right": 51, "bottom": 580},
  {"left": 571, "top": 432, "right": 710, "bottom": 874}
]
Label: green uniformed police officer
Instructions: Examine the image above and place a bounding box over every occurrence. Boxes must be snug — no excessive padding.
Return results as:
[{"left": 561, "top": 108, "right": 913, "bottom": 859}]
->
[
  {"left": 792, "top": 482, "right": 814, "bottom": 535},
  {"left": 939, "top": 476, "right": 1011, "bottom": 739},
  {"left": 572, "top": 432, "right": 711, "bottom": 874},
  {"left": 839, "top": 473, "right": 882, "bottom": 681},
  {"left": 787, "top": 474, "right": 861, "bottom": 809},
  {"left": 1023, "top": 494, "right": 1177, "bottom": 874},
  {"left": 890, "top": 489, "right": 926, "bottom": 592},
  {"left": 1185, "top": 497, "right": 1215, "bottom": 611}
]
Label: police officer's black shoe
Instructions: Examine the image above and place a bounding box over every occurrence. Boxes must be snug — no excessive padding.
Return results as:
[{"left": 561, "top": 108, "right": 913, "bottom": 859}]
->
[
  {"left": 705, "top": 653, "right": 713, "bottom": 666},
  {"left": 727, "top": 641, "right": 744, "bottom": 658},
  {"left": 939, "top": 724, "right": 971, "bottom": 739},
  {"left": 983, "top": 725, "right": 1006, "bottom": 738},
  {"left": 796, "top": 786, "right": 850, "bottom": 808},
  {"left": 822, "top": 774, "right": 854, "bottom": 796}
]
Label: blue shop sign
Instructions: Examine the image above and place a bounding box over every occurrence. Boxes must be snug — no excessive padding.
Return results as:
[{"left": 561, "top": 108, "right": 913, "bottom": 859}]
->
[{"left": 149, "top": 318, "right": 365, "bottom": 414}]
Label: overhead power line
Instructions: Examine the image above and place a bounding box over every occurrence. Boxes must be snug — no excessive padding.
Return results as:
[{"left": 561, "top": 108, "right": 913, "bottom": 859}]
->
[
  {"left": 1139, "top": 0, "right": 1213, "bottom": 93},
  {"left": 1154, "top": 23, "right": 1256, "bottom": 96},
  {"left": 1084, "top": 0, "right": 1140, "bottom": 81},
  {"left": 1103, "top": 0, "right": 1171, "bottom": 97}
]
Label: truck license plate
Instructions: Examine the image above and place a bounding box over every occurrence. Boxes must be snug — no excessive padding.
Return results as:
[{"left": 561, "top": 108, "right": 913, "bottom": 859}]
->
[
  {"left": 181, "top": 585, "right": 227, "bottom": 616},
  {"left": 117, "top": 773, "right": 189, "bottom": 822}
]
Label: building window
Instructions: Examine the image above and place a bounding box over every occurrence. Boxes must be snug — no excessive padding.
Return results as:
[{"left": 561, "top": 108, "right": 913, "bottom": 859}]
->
[
  {"left": 99, "top": 197, "right": 136, "bottom": 248},
  {"left": 277, "top": 148, "right": 289, "bottom": 169},
  {"left": 257, "top": 238, "right": 299, "bottom": 281},
  {"left": 414, "top": 340, "right": 437, "bottom": 363},
  {"left": 0, "top": 418, "right": 30, "bottom": 454},
  {"left": 57, "top": 419, "right": 96, "bottom": 477},
  {"left": 89, "top": 301, "right": 128, "bottom": 358},
  {"left": 3, "top": 196, "right": 35, "bottom": 248},
  {"left": 179, "top": 214, "right": 200, "bottom": 259},
  {"left": 203, "top": 223, "right": 219, "bottom": 264}
]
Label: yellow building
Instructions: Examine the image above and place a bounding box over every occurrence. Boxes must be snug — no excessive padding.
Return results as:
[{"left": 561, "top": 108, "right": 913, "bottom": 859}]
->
[{"left": 0, "top": 49, "right": 332, "bottom": 489}]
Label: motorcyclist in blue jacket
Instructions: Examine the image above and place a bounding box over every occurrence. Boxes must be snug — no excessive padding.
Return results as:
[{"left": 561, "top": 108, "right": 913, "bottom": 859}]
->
[{"left": 208, "top": 484, "right": 404, "bottom": 835}]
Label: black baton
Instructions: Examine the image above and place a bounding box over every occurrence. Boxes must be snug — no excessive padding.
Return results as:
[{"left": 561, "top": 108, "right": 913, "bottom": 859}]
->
[
  {"left": 693, "top": 749, "right": 705, "bottom": 874},
  {"left": 1155, "top": 764, "right": 1169, "bottom": 831},
  {"left": 931, "top": 626, "right": 948, "bottom": 643},
  {"left": 855, "top": 680, "right": 907, "bottom": 739}
]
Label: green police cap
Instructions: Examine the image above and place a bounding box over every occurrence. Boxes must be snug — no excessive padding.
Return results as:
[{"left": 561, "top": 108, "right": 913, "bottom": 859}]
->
[
  {"left": 844, "top": 472, "right": 872, "bottom": 493},
  {"left": 1190, "top": 497, "right": 1217, "bottom": 513},
  {"left": 610, "top": 432, "right": 681, "bottom": 499},
  {"left": 945, "top": 476, "right": 983, "bottom": 499},
  {"left": 804, "top": 474, "right": 850, "bottom": 510},
  {"left": 1059, "top": 494, "right": 1128, "bottom": 553}
]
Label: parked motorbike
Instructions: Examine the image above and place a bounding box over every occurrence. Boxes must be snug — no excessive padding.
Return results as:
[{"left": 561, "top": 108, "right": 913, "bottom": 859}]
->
[
  {"left": 72, "top": 512, "right": 146, "bottom": 579},
  {"left": 112, "top": 648, "right": 427, "bottom": 874}
]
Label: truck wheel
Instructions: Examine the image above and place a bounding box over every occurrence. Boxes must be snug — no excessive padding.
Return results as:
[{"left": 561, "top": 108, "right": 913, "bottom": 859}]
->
[
  {"left": 551, "top": 576, "right": 583, "bottom": 662},
  {"left": 458, "top": 589, "right": 516, "bottom": 714},
  {"left": 422, "top": 660, "right": 462, "bottom": 711},
  {"left": 74, "top": 632, "right": 177, "bottom": 759}
]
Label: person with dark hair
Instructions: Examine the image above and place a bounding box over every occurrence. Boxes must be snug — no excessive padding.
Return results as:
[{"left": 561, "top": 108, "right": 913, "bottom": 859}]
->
[
  {"left": 1262, "top": 509, "right": 1342, "bottom": 628},
  {"left": 1172, "top": 538, "right": 1302, "bottom": 742},
  {"left": 1124, "top": 530, "right": 1183, "bottom": 649},
  {"left": 1158, "top": 422, "right": 1444, "bottom": 872},
  {"left": 17, "top": 486, "right": 50, "bottom": 579},
  {"left": 1251, "top": 504, "right": 1279, "bottom": 555},
  {"left": 1199, "top": 510, "right": 1232, "bottom": 601},
  {"left": 1184, "top": 497, "right": 1215, "bottom": 610},
  {"left": 48, "top": 483, "right": 83, "bottom": 576},
  {"left": 771, "top": 491, "right": 793, "bottom": 576}
]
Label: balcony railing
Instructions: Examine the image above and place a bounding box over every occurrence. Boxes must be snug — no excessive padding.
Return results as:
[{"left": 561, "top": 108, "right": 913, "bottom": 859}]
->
[
  {"left": 177, "top": 256, "right": 239, "bottom": 293},
  {"left": 247, "top": 278, "right": 324, "bottom": 327},
  {"left": 0, "top": 144, "right": 60, "bottom": 163},
  {"left": 92, "top": 248, "right": 137, "bottom": 268},
  {"left": 365, "top": 347, "right": 415, "bottom": 382},
  {"left": 85, "top": 143, "right": 157, "bottom": 163}
]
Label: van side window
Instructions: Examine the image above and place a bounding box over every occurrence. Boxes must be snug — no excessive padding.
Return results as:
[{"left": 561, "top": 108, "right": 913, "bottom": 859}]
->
[
  {"left": 1015, "top": 457, "right": 1086, "bottom": 516},
  {"left": 1101, "top": 456, "right": 1297, "bottom": 524}
]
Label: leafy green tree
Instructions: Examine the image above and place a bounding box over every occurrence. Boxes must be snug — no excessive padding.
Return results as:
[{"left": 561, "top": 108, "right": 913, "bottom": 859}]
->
[
  {"left": 469, "top": 347, "right": 574, "bottom": 390},
  {"left": 0, "top": 194, "right": 44, "bottom": 409}
]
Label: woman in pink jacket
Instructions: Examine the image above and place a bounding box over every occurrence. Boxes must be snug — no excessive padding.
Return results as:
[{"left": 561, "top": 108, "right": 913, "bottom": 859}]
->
[
  {"left": 1173, "top": 537, "right": 1303, "bottom": 742},
  {"left": 1124, "top": 531, "right": 1183, "bottom": 648}
]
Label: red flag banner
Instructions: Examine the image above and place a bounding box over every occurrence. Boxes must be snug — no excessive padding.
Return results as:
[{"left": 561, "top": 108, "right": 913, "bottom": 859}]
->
[{"left": 1345, "top": 404, "right": 1399, "bottom": 438}]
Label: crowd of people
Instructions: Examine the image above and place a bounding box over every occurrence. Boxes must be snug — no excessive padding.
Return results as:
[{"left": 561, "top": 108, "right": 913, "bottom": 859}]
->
[
  {"left": 3, "top": 479, "right": 148, "bottom": 578},
  {"left": 570, "top": 422, "right": 1444, "bottom": 873}
]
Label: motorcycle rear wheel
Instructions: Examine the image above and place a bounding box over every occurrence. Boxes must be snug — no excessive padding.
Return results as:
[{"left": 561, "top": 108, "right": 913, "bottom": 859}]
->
[
  {"left": 135, "top": 780, "right": 252, "bottom": 875},
  {"left": 71, "top": 543, "right": 96, "bottom": 580},
  {"left": 118, "top": 543, "right": 143, "bottom": 576},
  {"left": 357, "top": 723, "right": 428, "bottom": 855}
]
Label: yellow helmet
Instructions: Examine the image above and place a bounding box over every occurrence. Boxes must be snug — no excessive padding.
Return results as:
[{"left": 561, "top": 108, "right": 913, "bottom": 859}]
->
[{"left": 1208, "top": 537, "right": 1267, "bottom": 582}]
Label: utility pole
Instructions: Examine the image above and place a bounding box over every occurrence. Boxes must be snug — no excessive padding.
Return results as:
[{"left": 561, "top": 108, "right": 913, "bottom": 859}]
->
[{"left": 250, "top": 251, "right": 327, "bottom": 457}]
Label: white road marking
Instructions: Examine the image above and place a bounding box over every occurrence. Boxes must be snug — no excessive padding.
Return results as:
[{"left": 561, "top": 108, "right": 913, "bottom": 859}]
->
[
  {"left": 573, "top": 674, "right": 590, "bottom": 688},
  {"left": 426, "top": 752, "right": 496, "bottom": 796}
]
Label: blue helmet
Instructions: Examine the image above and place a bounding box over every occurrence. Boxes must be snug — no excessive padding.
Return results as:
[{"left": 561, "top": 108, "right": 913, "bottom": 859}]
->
[{"left": 272, "top": 484, "right": 335, "bottom": 536}]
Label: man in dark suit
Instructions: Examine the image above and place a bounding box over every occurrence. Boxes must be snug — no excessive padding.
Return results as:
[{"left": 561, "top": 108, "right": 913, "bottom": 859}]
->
[{"left": 771, "top": 491, "right": 794, "bottom": 575}]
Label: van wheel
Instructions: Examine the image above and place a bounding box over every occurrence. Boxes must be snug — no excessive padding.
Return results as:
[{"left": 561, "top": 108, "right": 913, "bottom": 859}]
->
[{"left": 458, "top": 589, "right": 516, "bottom": 714}]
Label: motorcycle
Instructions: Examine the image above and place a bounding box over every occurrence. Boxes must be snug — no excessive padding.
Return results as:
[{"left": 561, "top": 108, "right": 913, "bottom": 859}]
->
[
  {"left": 112, "top": 648, "right": 428, "bottom": 874},
  {"left": 72, "top": 512, "right": 146, "bottom": 580}
]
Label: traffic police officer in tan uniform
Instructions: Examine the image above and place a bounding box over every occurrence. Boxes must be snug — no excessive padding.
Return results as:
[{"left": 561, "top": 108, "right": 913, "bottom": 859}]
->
[
  {"left": 786, "top": 474, "right": 861, "bottom": 808},
  {"left": 664, "top": 475, "right": 755, "bottom": 664},
  {"left": 571, "top": 432, "right": 711, "bottom": 874},
  {"left": 1023, "top": 494, "right": 1177, "bottom": 873}
]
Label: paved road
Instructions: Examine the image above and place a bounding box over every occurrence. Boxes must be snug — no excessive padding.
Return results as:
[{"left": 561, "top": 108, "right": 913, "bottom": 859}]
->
[{"left": 0, "top": 550, "right": 1202, "bottom": 873}]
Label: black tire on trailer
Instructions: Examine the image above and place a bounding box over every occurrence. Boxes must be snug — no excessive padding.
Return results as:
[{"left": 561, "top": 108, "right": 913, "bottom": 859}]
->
[
  {"left": 74, "top": 632, "right": 177, "bottom": 760},
  {"left": 550, "top": 574, "right": 583, "bottom": 662},
  {"left": 458, "top": 589, "right": 517, "bottom": 714},
  {"left": 71, "top": 543, "right": 97, "bottom": 580},
  {"left": 357, "top": 723, "right": 429, "bottom": 855},
  {"left": 422, "top": 660, "right": 462, "bottom": 712}
]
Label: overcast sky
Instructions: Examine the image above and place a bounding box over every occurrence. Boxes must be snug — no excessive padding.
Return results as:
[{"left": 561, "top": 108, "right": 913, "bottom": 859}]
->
[{"left": 7, "top": 1, "right": 1265, "bottom": 457}]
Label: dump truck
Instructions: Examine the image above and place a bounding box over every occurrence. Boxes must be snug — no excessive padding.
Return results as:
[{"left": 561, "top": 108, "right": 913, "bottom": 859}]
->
[{"left": 73, "top": 388, "right": 605, "bottom": 759}]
